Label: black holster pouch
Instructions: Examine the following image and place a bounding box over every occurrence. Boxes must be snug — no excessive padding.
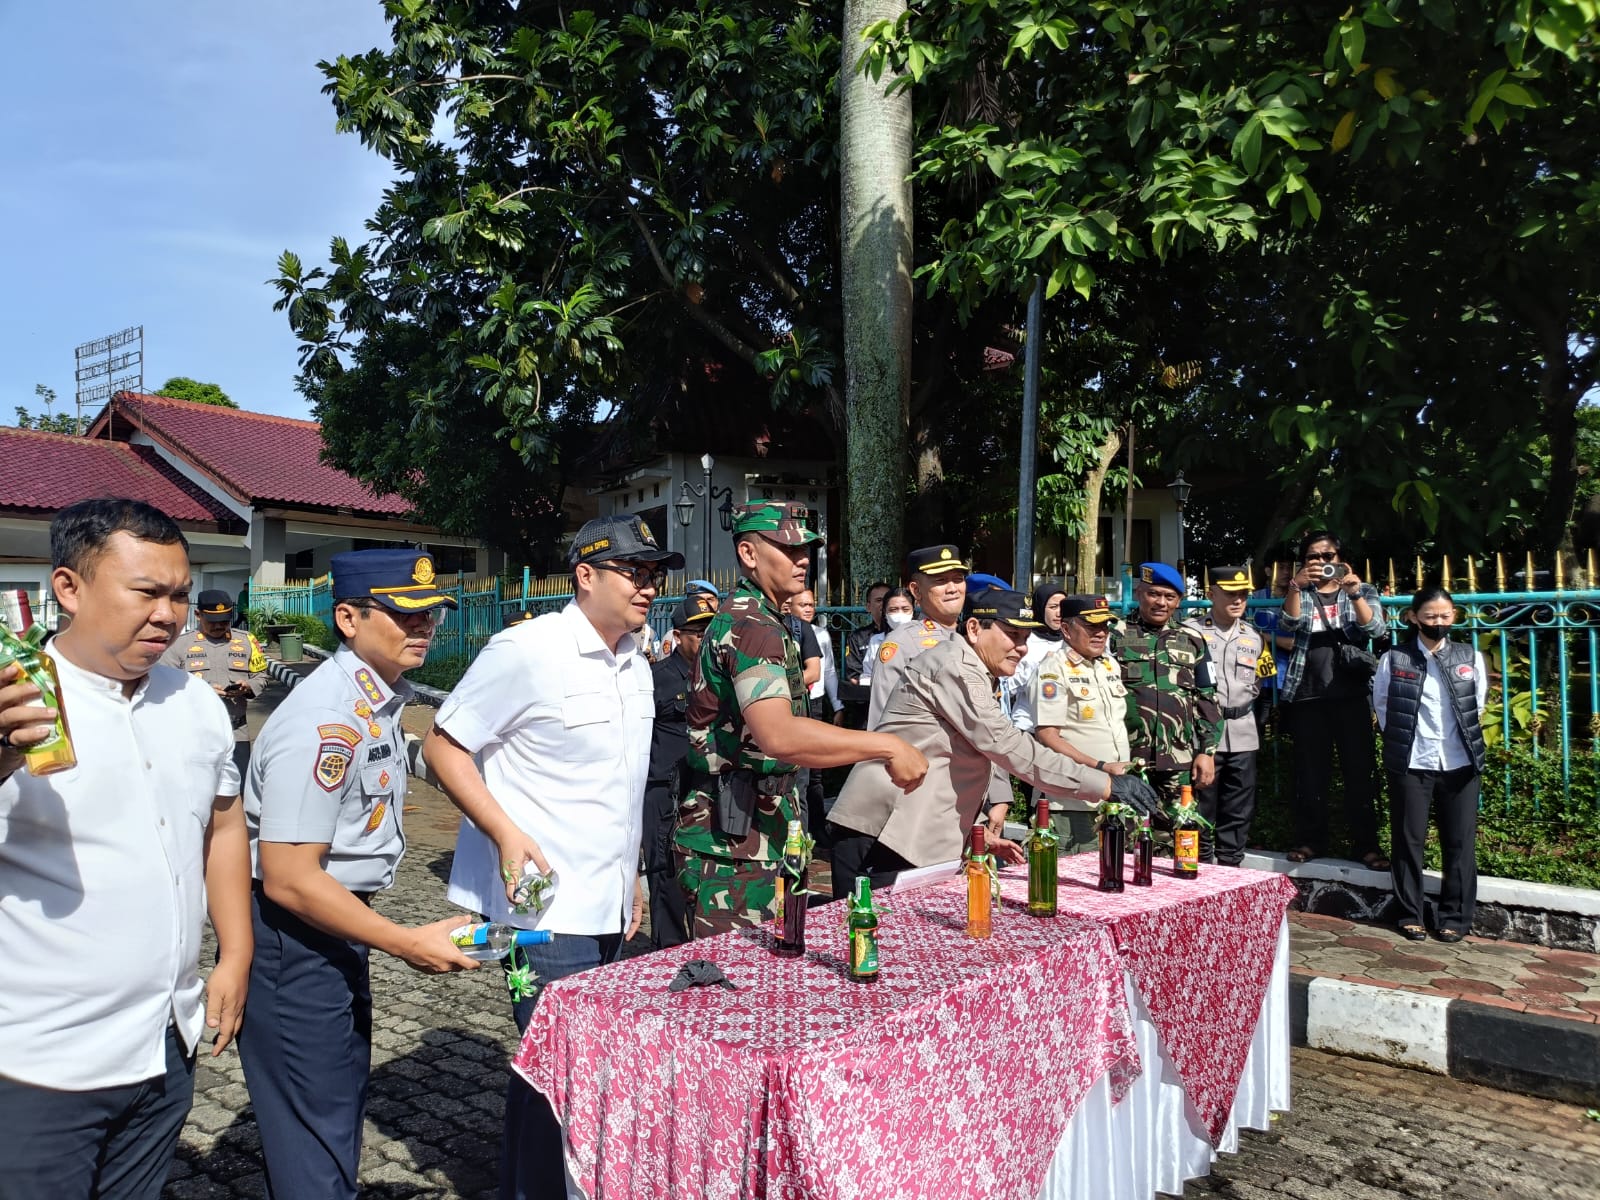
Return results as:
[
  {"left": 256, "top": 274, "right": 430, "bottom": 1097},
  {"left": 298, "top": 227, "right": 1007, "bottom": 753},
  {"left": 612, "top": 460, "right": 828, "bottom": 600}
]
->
[{"left": 688, "top": 768, "right": 796, "bottom": 840}]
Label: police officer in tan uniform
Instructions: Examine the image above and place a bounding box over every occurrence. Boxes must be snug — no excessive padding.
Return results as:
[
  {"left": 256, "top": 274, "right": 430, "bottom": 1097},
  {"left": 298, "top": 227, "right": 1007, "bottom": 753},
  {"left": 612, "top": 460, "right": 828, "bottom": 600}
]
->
[
  {"left": 1182, "top": 566, "right": 1268, "bottom": 865},
  {"left": 162, "top": 589, "right": 267, "bottom": 779},
  {"left": 829, "top": 590, "right": 1159, "bottom": 896},
  {"left": 1020, "top": 595, "right": 1134, "bottom": 854},
  {"left": 865, "top": 545, "right": 970, "bottom": 729}
]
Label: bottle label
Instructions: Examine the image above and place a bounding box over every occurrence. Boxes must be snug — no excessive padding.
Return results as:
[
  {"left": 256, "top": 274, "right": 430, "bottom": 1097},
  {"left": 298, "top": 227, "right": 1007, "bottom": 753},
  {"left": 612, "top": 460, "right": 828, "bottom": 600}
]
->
[
  {"left": 773, "top": 877, "right": 785, "bottom": 932},
  {"left": 1175, "top": 829, "right": 1200, "bottom": 869},
  {"left": 851, "top": 930, "right": 879, "bottom": 976}
]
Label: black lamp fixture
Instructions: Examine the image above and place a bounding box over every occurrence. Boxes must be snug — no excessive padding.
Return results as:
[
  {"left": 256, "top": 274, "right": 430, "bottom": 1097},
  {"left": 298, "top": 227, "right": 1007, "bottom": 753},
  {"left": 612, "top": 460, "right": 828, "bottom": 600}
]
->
[
  {"left": 1166, "top": 470, "right": 1193, "bottom": 511},
  {"left": 676, "top": 452, "right": 735, "bottom": 575}
]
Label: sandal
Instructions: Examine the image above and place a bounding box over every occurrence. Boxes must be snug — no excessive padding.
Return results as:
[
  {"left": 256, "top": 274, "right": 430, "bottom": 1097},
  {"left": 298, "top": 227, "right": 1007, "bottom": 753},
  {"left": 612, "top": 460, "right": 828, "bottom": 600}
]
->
[
  {"left": 1361, "top": 850, "right": 1391, "bottom": 872},
  {"left": 1286, "top": 846, "right": 1317, "bottom": 863},
  {"left": 1398, "top": 923, "right": 1427, "bottom": 942}
]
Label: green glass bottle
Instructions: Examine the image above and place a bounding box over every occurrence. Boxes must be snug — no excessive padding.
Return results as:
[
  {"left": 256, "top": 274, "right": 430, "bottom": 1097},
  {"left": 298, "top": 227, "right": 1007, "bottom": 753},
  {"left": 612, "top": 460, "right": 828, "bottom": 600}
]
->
[
  {"left": 847, "top": 875, "right": 879, "bottom": 981},
  {"left": 1027, "top": 798, "right": 1059, "bottom": 917}
]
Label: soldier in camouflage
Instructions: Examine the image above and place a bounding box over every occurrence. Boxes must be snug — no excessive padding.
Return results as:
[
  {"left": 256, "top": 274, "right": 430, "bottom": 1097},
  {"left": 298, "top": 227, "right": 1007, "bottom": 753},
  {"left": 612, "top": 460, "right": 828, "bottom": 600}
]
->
[
  {"left": 1111, "top": 562, "right": 1222, "bottom": 815},
  {"left": 674, "top": 501, "right": 927, "bottom": 939}
]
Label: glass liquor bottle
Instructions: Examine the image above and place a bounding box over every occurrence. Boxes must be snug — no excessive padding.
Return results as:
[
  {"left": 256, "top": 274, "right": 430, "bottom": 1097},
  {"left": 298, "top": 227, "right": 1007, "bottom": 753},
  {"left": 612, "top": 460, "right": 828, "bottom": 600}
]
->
[
  {"left": 773, "top": 819, "right": 808, "bottom": 957},
  {"left": 1173, "top": 785, "right": 1201, "bottom": 880},
  {"left": 965, "top": 822, "right": 992, "bottom": 938},
  {"left": 1097, "top": 805, "right": 1127, "bottom": 892},
  {"left": 1026, "top": 798, "right": 1059, "bottom": 916},
  {"left": 847, "top": 875, "right": 880, "bottom": 981},
  {"left": 1131, "top": 815, "right": 1154, "bottom": 886},
  {"left": 0, "top": 624, "right": 76, "bottom": 776},
  {"left": 448, "top": 923, "right": 554, "bottom": 962}
]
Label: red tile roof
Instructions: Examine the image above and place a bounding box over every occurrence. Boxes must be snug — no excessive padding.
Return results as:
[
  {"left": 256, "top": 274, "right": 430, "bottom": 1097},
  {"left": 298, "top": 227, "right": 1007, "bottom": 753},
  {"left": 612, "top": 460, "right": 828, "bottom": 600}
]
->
[
  {"left": 89, "top": 392, "right": 411, "bottom": 518},
  {"left": 0, "top": 427, "right": 242, "bottom": 528}
]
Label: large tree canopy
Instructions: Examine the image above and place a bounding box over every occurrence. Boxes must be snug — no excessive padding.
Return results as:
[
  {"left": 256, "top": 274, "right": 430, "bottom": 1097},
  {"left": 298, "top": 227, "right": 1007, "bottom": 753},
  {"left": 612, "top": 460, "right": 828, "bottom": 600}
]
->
[{"left": 154, "top": 377, "right": 237, "bottom": 408}]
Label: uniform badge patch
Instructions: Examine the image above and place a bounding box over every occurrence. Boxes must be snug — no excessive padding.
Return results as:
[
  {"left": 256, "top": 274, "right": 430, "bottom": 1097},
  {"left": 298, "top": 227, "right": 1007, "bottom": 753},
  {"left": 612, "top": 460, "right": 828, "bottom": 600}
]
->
[
  {"left": 1081, "top": 705, "right": 1095, "bottom": 719},
  {"left": 377, "top": 769, "right": 391, "bottom": 789},
  {"left": 879, "top": 642, "right": 899, "bottom": 663},
  {"left": 922, "top": 619, "right": 939, "bottom": 632},
  {"left": 1041, "top": 682, "right": 1058, "bottom": 699},
  {"left": 364, "top": 800, "right": 388, "bottom": 833},
  {"left": 317, "top": 723, "right": 361, "bottom": 747},
  {"left": 316, "top": 745, "right": 352, "bottom": 792},
  {"left": 1455, "top": 663, "right": 1475, "bottom": 678},
  {"left": 413, "top": 556, "right": 435, "bottom": 585},
  {"left": 354, "top": 669, "right": 385, "bottom": 706},
  {"left": 247, "top": 634, "right": 268, "bottom": 673},
  {"left": 920, "top": 636, "right": 940, "bottom": 648}
]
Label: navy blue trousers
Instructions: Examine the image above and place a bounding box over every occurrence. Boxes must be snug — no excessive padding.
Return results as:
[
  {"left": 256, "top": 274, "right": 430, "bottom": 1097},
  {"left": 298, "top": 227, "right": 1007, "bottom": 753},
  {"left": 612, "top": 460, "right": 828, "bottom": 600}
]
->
[
  {"left": 238, "top": 886, "right": 372, "bottom": 1200},
  {"left": 501, "top": 931, "right": 623, "bottom": 1200},
  {"left": 0, "top": 1023, "right": 194, "bottom": 1200}
]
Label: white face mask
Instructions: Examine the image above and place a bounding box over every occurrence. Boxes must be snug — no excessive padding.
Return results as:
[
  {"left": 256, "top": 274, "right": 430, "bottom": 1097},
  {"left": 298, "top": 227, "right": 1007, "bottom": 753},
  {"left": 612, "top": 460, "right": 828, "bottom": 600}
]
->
[{"left": 886, "top": 610, "right": 915, "bottom": 630}]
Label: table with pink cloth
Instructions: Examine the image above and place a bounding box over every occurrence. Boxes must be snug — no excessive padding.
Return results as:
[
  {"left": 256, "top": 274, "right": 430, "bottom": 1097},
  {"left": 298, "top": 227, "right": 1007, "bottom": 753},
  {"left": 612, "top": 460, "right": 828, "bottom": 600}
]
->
[{"left": 512, "top": 857, "right": 1298, "bottom": 1200}]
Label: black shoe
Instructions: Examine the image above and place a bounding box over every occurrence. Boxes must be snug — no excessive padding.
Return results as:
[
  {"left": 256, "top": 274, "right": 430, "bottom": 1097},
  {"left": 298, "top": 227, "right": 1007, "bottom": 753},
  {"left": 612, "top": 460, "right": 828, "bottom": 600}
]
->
[{"left": 1398, "top": 923, "right": 1427, "bottom": 942}]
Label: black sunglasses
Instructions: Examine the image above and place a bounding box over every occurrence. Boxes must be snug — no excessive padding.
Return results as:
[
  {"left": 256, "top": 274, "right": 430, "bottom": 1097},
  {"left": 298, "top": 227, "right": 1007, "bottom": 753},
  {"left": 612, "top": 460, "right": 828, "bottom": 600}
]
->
[
  {"left": 593, "top": 561, "right": 667, "bottom": 590},
  {"left": 1305, "top": 552, "right": 1338, "bottom": 561}
]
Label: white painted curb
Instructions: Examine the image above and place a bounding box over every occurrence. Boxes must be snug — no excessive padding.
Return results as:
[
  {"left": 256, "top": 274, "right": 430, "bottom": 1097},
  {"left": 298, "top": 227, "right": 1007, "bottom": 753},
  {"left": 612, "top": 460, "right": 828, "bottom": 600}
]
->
[{"left": 1304, "top": 976, "right": 1451, "bottom": 1074}]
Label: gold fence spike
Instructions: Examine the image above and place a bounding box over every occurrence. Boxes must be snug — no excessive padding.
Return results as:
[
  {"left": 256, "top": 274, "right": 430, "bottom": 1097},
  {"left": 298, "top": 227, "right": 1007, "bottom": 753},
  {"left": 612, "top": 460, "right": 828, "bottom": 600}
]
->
[
  {"left": 1555, "top": 550, "right": 1565, "bottom": 591},
  {"left": 1526, "top": 550, "right": 1536, "bottom": 591},
  {"left": 1495, "top": 551, "right": 1507, "bottom": 592},
  {"left": 1387, "top": 558, "right": 1397, "bottom": 595},
  {"left": 1466, "top": 556, "right": 1478, "bottom": 593},
  {"left": 1589, "top": 548, "right": 1598, "bottom": 588},
  {"left": 1415, "top": 555, "right": 1425, "bottom": 590},
  {"left": 1442, "top": 555, "right": 1452, "bottom": 590}
]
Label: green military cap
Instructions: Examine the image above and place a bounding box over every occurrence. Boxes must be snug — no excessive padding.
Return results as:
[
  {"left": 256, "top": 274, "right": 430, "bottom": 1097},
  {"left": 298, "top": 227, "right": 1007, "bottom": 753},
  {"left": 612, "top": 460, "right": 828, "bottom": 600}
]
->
[
  {"left": 730, "top": 501, "right": 822, "bottom": 545},
  {"left": 964, "top": 588, "right": 1045, "bottom": 629},
  {"left": 1210, "top": 565, "right": 1253, "bottom": 593}
]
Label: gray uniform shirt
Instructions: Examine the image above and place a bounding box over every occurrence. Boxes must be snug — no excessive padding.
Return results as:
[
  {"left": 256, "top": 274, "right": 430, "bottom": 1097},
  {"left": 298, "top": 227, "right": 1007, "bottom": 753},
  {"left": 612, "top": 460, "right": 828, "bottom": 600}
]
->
[
  {"left": 831, "top": 637, "right": 1111, "bottom": 866},
  {"left": 1181, "top": 616, "right": 1263, "bottom": 753},
  {"left": 246, "top": 645, "right": 411, "bottom": 892},
  {"left": 160, "top": 628, "right": 265, "bottom": 741}
]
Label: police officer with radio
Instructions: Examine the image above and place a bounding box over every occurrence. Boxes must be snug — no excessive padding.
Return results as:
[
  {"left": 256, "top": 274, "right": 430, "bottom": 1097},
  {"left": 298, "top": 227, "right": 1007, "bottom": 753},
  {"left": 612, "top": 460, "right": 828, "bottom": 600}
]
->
[{"left": 162, "top": 589, "right": 267, "bottom": 778}]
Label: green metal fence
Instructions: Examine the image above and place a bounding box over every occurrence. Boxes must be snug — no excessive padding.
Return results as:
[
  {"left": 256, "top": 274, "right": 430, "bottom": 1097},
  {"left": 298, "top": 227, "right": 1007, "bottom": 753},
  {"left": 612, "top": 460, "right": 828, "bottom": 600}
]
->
[{"left": 247, "top": 575, "right": 1598, "bottom": 812}]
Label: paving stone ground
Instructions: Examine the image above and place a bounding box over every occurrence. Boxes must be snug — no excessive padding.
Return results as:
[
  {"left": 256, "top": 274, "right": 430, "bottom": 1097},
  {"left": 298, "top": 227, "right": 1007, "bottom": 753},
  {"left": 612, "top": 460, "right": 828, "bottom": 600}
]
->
[{"left": 166, "top": 676, "right": 1600, "bottom": 1198}]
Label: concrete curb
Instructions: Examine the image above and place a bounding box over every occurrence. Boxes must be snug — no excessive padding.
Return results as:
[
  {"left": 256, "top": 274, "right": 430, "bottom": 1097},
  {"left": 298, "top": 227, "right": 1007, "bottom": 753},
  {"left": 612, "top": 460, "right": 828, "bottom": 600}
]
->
[{"left": 1289, "top": 969, "right": 1600, "bottom": 1105}]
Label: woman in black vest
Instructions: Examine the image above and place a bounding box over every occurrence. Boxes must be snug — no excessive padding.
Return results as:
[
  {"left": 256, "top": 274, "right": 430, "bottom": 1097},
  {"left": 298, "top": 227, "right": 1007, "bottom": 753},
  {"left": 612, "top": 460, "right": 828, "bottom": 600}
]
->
[{"left": 1372, "top": 586, "right": 1488, "bottom": 942}]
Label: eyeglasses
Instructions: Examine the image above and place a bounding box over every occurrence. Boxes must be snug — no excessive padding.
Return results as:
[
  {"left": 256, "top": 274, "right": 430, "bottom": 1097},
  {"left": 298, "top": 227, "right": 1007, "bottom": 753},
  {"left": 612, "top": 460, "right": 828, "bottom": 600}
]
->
[
  {"left": 593, "top": 561, "right": 667, "bottom": 591},
  {"left": 340, "top": 598, "right": 446, "bottom": 627},
  {"left": 1305, "top": 552, "right": 1338, "bottom": 562}
]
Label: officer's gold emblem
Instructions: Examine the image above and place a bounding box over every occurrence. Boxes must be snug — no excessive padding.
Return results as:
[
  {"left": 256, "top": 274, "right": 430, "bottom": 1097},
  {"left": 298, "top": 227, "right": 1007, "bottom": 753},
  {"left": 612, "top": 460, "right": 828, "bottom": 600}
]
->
[
  {"left": 639, "top": 520, "right": 655, "bottom": 545},
  {"left": 1020, "top": 606, "right": 1034, "bottom": 620},
  {"left": 940, "top": 548, "right": 952, "bottom": 559},
  {"left": 413, "top": 556, "right": 435, "bottom": 585},
  {"left": 364, "top": 800, "right": 387, "bottom": 833}
]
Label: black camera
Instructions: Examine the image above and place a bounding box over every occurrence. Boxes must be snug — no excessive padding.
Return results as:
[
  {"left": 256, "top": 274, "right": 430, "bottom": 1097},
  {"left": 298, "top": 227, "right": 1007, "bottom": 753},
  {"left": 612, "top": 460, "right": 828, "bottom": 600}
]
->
[{"left": 1315, "top": 562, "right": 1350, "bottom": 581}]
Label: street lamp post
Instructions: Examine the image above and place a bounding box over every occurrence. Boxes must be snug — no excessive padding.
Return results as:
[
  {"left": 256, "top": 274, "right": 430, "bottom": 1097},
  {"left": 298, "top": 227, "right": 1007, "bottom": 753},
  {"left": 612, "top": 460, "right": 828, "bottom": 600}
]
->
[
  {"left": 1166, "top": 470, "right": 1193, "bottom": 590},
  {"left": 674, "top": 452, "right": 734, "bottom": 578}
]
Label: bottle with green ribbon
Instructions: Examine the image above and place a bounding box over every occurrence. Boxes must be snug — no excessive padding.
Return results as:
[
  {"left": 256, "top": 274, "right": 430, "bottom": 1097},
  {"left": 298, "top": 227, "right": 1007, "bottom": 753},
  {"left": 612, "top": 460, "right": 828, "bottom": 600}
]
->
[
  {"left": 847, "top": 875, "right": 879, "bottom": 981},
  {"left": 773, "top": 818, "right": 808, "bottom": 958},
  {"left": 1026, "top": 798, "right": 1059, "bottom": 917},
  {"left": 0, "top": 624, "right": 75, "bottom": 776}
]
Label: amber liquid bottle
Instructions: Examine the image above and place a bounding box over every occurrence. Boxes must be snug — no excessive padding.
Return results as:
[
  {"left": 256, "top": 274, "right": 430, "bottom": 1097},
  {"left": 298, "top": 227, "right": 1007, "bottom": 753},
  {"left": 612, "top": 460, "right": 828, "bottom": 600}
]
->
[
  {"left": 1027, "top": 799, "right": 1059, "bottom": 916},
  {"left": 1131, "top": 815, "right": 1154, "bottom": 886},
  {"left": 847, "top": 875, "right": 880, "bottom": 980},
  {"left": 0, "top": 626, "right": 76, "bottom": 776},
  {"left": 773, "top": 819, "right": 807, "bottom": 957},
  {"left": 965, "top": 823, "right": 992, "bottom": 938},
  {"left": 1173, "top": 785, "right": 1201, "bottom": 880}
]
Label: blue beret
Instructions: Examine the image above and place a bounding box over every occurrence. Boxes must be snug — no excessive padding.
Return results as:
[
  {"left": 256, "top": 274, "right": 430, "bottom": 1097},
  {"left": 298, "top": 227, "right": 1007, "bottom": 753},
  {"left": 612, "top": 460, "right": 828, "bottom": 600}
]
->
[
  {"left": 331, "top": 549, "right": 459, "bottom": 613},
  {"left": 965, "top": 572, "right": 1012, "bottom": 595},
  {"left": 1138, "top": 562, "right": 1186, "bottom": 594}
]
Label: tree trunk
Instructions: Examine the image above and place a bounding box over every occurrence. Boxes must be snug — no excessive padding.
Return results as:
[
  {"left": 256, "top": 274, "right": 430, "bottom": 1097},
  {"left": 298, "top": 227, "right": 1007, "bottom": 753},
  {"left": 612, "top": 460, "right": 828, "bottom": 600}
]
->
[
  {"left": 840, "top": 0, "right": 912, "bottom": 590},
  {"left": 1533, "top": 311, "right": 1581, "bottom": 554},
  {"left": 1074, "top": 426, "right": 1122, "bottom": 591}
]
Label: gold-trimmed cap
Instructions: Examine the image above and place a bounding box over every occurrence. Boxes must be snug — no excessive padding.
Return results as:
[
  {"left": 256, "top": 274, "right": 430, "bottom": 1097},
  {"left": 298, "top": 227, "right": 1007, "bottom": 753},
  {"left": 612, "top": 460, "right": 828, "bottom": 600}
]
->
[{"left": 331, "top": 549, "right": 459, "bottom": 614}]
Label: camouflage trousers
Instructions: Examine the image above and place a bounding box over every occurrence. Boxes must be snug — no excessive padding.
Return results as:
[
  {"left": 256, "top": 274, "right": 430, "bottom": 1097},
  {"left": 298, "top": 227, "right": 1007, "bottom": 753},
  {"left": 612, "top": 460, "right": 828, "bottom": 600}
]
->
[
  {"left": 675, "top": 849, "right": 781, "bottom": 940},
  {"left": 1147, "top": 768, "right": 1192, "bottom": 832}
]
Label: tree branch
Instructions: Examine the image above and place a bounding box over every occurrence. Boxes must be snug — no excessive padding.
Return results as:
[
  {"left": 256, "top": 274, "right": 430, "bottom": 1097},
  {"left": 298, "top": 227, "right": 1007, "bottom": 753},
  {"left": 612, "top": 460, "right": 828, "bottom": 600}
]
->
[{"left": 627, "top": 209, "right": 764, "bottom": 367}]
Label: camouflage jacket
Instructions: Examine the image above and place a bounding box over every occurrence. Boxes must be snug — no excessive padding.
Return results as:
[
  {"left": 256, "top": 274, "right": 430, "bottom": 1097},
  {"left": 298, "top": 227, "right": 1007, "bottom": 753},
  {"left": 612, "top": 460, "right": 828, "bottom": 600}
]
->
[
  {"left": 674, "top": 576, "right": 805, "bottom": 863},
  {"left": 1110, "top": 617, "right": 1224, "bottom": 770}
]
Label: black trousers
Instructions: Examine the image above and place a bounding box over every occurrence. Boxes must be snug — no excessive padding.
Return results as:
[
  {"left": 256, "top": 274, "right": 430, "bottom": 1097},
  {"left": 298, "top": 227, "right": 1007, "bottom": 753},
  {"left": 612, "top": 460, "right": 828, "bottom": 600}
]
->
[
  {"left": 0, "top": 1023, "right": 194, "bottom": 1200},
  {"left": 827, "top": 828, "right": 916, "bottom": 900},
  {"left": 1196, "top": 751, "right": 1258, "bottom": 865},
  {"left": 804, "top": 699, "right": 832, "bottom": 839},
  {"left": 642, "top": 781, "right": 688, "bottom": 949},
  {"left": 1388, "top": 766, "right": 1480, "bottom": 933},
  {"left": 1287, "top": 696, "right": 1381, "bottom": 856}
]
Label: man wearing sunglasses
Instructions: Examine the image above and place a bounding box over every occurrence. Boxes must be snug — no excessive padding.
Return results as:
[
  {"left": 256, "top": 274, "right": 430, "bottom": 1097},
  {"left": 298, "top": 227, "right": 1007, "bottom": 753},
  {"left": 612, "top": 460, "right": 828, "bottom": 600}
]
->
[{"left": 423, "top": 513, "right": 681, "bottom": 1200}]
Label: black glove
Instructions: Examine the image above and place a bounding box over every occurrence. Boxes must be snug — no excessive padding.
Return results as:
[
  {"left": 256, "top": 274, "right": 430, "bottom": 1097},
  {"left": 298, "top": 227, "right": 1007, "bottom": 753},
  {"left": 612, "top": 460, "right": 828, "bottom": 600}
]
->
[
  {"left": 668, "top": 959, "right": 738, "bottom": 993},
  {"left": 1109, "top": 774, "right": 1161, "bottom": 817}
]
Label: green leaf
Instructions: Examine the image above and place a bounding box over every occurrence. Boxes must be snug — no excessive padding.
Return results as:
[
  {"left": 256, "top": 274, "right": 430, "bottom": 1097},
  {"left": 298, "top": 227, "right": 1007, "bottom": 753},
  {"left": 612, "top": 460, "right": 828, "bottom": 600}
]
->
[
  {"left": 1071, "top": 261, "right": 1096, "bottom": 300},
  {"left": 1340, "top": 18, "right": 1366, "bottom": 69},
  {"left": 1233, "top": 116, "right": 1264, "bottom": 174},
  {"left": 1494, "top": 83, "right": 1538, "bottom": 108}
]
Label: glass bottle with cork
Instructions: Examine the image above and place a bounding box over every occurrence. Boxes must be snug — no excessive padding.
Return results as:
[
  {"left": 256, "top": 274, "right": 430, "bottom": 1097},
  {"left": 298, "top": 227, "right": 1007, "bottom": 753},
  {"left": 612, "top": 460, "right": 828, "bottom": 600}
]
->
[
  {"left": 773, "top": 818, "right": 809, "bottom": 957},
  {"left": 1096, "top": 800, "right": 1130, "bottom": 892},
  {"left": 1026, "top": 798, "right": 1059, "bottom": 916},
  {"left": 847, "top": 875, "right": 879, "bottom": 981},
  {"left": 1131, "top": 814, "right": 1155, "bottom": 886},
  {"left": 965, "top": 822, "right": 992, "bottom": 938},
  {"left": 1172, "top": 785, "right": 1201, "bottom": 880}
]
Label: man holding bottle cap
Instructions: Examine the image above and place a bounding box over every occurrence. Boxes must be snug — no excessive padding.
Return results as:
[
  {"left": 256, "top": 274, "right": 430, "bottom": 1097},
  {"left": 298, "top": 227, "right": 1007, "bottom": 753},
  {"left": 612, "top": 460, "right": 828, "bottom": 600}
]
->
[{"left": 241, "top": 548, "right": 478, "bottom": 1200}]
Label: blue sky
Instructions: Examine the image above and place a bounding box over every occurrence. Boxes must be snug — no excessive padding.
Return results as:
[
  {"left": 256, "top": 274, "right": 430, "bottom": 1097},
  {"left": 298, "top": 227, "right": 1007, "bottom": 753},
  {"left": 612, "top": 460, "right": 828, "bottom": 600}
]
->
[{"left": 0, "top": 2, "right": 398, "bottom": 421}]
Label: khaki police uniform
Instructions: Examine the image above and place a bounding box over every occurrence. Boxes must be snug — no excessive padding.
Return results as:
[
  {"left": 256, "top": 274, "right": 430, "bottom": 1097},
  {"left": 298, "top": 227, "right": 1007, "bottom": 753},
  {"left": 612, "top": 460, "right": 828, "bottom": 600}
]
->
[
  {"left": 162, "top": 627, "right": 266, "bottom": 739},
  {"left": 829, "top": 634, "right": 1110, "bottom": 893},
  {"left": 1029, "top": 645, "right": 1130, "bottom": 852}
]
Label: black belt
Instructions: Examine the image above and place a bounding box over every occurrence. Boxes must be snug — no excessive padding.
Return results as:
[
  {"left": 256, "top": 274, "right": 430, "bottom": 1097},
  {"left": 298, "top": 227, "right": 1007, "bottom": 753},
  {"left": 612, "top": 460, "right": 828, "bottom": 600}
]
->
[{"left": 1221, "top": 702, "right": 1254, "bottom": 720}]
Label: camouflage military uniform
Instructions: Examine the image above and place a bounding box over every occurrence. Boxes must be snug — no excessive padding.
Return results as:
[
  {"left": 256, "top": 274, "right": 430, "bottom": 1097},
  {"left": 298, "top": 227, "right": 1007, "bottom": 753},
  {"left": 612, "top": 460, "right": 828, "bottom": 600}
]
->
[
  {"left": 673, "top": 576, "right": 806, "bottom": 938},
  {"left": 1110, "top": 616, "right": 1224, "bottom": 812}
]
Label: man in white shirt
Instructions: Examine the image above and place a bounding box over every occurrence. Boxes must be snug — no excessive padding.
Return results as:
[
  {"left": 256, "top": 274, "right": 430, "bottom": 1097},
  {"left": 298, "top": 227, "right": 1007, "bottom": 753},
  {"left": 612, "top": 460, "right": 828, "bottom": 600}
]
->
[
  {"left": 789, "top": 588, "right": 842, "bottom": 834},
  {"left": 0, "top": 498, "right": 252, "bottom": 1200},
  {"left": 423, "top": 513, "right": 679, "bottom": 1200}
]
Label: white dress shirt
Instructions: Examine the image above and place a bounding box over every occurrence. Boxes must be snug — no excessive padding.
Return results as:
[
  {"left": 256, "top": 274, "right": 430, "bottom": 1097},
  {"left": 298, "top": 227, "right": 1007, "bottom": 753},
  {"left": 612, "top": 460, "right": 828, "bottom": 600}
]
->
[
  {"left": 0, "top": 653, "right": 237, "bottom": 1090},
  {"left": 440, "top": 603, "right": 652, "bottom": 935},
  {"left": 809, "top": 621, "right": 841, "bottom": 713},
  {"left": 1374, "top": 644, "right": 1488, "bottom": 771},
  {"left": 1005, "top": 633, "right": 1065, "bottom": 730}
]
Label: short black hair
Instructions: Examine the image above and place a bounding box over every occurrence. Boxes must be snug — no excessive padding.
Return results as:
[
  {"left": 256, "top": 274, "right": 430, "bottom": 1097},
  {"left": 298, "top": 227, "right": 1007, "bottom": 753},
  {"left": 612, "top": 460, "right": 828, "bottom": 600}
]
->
[
  {"left": 51, "top": 498, "right": 187, "bottom": 576},
  {"left": 1298, "top": 529, "right": 1341, "bottom": 560},
  {"left": 865, "top": 581, "right": 892, "bottom": 601}
]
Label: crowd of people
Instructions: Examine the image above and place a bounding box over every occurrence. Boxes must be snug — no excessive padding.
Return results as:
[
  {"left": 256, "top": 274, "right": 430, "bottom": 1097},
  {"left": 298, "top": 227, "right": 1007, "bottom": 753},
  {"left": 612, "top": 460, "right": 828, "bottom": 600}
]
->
[{"left": 0, "top": 498, "right": 1488, "bottom": 1200}]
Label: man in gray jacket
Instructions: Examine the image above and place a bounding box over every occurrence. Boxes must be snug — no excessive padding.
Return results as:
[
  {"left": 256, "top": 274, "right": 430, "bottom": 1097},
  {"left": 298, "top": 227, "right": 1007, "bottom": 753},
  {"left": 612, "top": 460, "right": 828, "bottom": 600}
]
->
[{"left": 828, "top": 589, "right": 1159, "bottom": 896}]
